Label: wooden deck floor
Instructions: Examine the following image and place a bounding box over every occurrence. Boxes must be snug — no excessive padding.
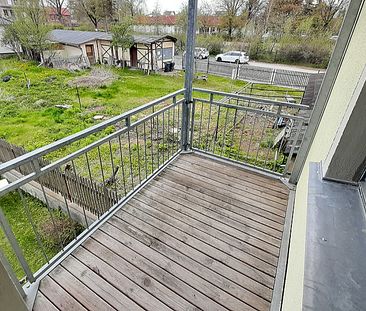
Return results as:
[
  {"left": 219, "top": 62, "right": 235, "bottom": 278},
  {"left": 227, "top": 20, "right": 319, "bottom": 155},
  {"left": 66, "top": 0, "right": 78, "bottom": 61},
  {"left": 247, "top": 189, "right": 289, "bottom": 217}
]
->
[{"left": 33, "top": 153, "right": 289, "bottom": 311}]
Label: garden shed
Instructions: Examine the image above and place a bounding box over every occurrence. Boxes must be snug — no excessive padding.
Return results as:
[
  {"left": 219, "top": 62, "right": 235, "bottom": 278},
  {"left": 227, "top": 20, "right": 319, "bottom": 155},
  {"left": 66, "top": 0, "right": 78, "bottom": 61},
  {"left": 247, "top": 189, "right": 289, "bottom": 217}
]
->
[{"left": 47, "top": 29, "right": 176, "bottom": 71}]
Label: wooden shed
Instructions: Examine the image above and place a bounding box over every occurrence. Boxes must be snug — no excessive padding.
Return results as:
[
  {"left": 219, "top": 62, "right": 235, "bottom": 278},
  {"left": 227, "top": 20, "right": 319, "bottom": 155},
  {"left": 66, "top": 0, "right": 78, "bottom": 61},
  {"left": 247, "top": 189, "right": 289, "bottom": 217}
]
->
[{"left": 47, "top": 29, "right": 176, "bottom": 71}]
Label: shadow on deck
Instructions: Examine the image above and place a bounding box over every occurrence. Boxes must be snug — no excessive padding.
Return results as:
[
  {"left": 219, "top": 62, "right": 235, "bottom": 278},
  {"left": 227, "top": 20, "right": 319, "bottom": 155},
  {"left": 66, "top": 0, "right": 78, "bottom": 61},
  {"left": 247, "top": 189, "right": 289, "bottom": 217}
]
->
[{"left": 33, "top": 153, "right": 290, "bottom": 311}]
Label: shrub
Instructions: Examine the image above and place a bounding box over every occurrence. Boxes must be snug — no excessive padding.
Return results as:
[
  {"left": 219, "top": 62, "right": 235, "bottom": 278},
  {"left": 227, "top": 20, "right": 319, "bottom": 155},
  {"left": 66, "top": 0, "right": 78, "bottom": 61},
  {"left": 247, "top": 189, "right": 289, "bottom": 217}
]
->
[{"left": 40, "top": 211, "right": 84, "bottom": 251}]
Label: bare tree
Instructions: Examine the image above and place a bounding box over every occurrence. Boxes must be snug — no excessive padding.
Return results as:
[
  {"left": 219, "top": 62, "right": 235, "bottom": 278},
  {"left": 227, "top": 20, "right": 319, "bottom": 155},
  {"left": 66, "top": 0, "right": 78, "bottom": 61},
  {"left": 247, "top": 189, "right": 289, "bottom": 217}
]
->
[
  {"left": 71, "top": 0, "right": 113, "bottom": 30},
  {"left": 218, "top": 0, "right": 245, "bottom": 38},
  {"left": 317, "top": 0, "right": 348, "bottom": 29},
  {"left": 12, "top": 0, "right": 51, "bottom": 62},
  {"left": 46, "top": 0, "right": 66, "bottom": 23},
  {"left": 116, "top": 0, "right": 145, "bottom": 17},
  {"left": 198, "top": 0, "right": 217, "bottom": 34}
]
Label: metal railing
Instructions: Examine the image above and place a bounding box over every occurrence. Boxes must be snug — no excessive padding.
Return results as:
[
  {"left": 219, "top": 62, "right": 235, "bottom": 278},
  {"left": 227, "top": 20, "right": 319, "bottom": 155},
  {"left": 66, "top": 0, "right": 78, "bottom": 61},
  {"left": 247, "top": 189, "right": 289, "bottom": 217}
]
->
[
  {"left": 190, "top": 88, "right": 309, "bottom": 175},
  {"left": 0, "top": 89, "right": 185, "bottom": 286},
  {"left": 0, "top": 86, "right": 309, "bottom": 295}
]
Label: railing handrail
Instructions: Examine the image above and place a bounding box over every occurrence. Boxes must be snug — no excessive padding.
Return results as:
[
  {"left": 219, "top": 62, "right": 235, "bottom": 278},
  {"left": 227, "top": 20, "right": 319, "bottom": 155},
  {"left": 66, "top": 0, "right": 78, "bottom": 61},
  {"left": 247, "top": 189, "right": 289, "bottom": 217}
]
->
[
  {"left": 0, "top": 99, "right": 184, "bottom": 198},
  {"left": 195, "top": 98, "right": 308, "bottom": 121},
  {"left": 0, "top": 89, "right": 185, "bottom": 175},
  {"left": 193, "top": 88, "right": 309, "bottom": 109}
]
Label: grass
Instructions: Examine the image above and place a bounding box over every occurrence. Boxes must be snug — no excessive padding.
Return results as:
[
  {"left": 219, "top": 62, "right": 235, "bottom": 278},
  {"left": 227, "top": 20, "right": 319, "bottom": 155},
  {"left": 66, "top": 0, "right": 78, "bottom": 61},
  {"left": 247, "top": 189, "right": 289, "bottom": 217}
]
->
[
  {"left": 0, "top": 57, "right": 250, "bottom": 151},
  {"left": 0, "top": 58, "right": 301, "bottom": 279},
  {"left": 0, "top": 191, "right": 83, "bottom": 280}
]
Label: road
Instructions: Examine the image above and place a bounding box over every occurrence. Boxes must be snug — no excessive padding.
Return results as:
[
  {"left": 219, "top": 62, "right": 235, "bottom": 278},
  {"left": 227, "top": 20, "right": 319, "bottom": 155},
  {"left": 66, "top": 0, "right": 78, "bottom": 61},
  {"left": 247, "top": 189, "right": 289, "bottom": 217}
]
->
[{"left": 174, "top": 55, "right": 325, "bottom": 74}]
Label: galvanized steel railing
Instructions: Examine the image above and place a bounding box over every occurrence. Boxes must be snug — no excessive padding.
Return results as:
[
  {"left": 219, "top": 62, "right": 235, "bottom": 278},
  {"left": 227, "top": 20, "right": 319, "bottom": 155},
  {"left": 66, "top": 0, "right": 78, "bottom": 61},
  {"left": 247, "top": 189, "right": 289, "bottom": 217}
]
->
[
  {"left": 0, "top": 87, "right": 308, "bottom": 294},
  {"left": 0, "top": 89, "right": 185, "bottom": 287},
  {"left": 190, "top": 88, "right": 309, "bottom": 176}
]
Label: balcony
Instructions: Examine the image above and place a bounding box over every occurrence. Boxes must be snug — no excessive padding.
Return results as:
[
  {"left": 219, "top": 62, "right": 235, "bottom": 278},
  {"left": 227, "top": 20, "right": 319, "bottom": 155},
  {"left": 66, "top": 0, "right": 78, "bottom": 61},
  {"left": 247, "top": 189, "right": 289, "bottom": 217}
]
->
[{"left": 0, "top": 87, "right": 306, "bottom": 311}]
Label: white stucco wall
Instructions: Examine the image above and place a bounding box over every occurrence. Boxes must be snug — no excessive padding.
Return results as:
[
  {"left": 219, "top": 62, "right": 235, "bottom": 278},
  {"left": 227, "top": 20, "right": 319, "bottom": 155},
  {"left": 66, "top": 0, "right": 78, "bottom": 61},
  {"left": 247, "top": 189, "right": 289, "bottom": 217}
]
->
[
  {"left": 282, "top": 4, "right": 366, "bottom": 311},
  {"left": 44, "top": 45, "right": 82, "bottom": 59},
  {"left": 0, "top": 26, "right": 15, "bottom": 54}
]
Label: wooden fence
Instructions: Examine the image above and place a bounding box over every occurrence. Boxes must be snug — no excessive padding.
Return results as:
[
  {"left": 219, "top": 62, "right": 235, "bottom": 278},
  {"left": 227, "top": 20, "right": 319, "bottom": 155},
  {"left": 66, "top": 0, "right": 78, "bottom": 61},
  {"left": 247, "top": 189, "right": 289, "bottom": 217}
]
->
[{"left": 0, "top": 139, "right": 119, "bottom": 217}]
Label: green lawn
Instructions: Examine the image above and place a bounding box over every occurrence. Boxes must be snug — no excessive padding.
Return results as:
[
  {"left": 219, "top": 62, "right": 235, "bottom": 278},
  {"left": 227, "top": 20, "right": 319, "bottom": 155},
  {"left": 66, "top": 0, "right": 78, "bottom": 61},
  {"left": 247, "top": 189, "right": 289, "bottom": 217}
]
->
[
  {"left": 0, "top": 58, "right": 302, "bottom": 151},
  {"left": 0, "top": 191, "right": 83, "bottom": 280},
  {"left": 0, "top": 58, "right": 253, "bottom": 151}
]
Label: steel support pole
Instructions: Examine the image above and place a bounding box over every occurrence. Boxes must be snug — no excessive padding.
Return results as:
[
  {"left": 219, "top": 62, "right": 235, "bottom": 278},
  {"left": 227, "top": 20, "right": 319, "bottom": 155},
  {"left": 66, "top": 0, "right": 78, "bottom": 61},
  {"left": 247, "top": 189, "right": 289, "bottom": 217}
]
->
[{"left": 182, "top": 0, "right": 198, "bottom": 151}]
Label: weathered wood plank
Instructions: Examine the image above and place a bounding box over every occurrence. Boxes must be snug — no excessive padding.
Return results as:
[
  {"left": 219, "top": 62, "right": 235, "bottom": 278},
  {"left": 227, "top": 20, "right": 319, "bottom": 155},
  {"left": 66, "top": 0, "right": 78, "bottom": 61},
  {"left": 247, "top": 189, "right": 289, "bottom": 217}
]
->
[
  {"left": 175, "top": 157, "right": 289, "bottom": 206},
  {"left": 108, "top": 215, "right": 272, "bottom": 308},
  {"left": 49, "top": 265, "right": 115, "bottom": 311},
  {"left": 111, "top": 212, "right": 273, "bottom": 301},
  {"left": 61, "top": 256, "right": 144, "bottom": 311},
  {"left": 96, "top": 224, "right": 255, "bottom": 311},
  {"left": 74, "top": 244, "right": 174, "bottom": 311},
  {"left": 120, "top": 201, "right": 275, "bottom": 288},
  {"left": 185, "top": 154, "right": 289, "bottom": 194},
  {"left": 90, "top": 231, "right": 229, "bottom": 311},
  {"left": 146, "top": 182, "right": 281, "bottom": 248},
  {"left": 153, "top": 176, "right": 283, "bottom": 238},
  {"left": 168, "top": 165, "right": 286, "bottom": 215},
  {"left": 161, "top": 169, "right": 285, "bottom": 225},
  {"left": 138, "top": 189, "right": 280, "bottom": 258},
  {"left": 39, "top": 276, "right": 88, "bottom": 311},
  {"left": 33, "top": 291, "right": 59, "bottom": 311}
]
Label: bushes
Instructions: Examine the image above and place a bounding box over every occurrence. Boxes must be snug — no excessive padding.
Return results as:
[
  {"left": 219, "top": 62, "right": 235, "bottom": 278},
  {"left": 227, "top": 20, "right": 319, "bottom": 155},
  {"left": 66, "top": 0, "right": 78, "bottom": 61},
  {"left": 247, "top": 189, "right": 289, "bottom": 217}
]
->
[
  {"left": 196, "top": 35, "right": 225, "bottom": 55},
  {"left": 40, "top": 210, "right": 84, "bottom": 251}
]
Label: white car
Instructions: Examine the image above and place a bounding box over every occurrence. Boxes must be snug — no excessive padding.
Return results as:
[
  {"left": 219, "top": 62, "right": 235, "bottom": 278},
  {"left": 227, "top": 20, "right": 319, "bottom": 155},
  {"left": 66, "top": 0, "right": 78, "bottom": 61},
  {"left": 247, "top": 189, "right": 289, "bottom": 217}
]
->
[
  {"left": 215, "top": 51, "right": 249, "bottom": 64},
  {"left": 195, "top": 47, "right": 209, "bottom": 59},
  {"left": 183, "top": 47, "right": 210, "bottom": 59}
]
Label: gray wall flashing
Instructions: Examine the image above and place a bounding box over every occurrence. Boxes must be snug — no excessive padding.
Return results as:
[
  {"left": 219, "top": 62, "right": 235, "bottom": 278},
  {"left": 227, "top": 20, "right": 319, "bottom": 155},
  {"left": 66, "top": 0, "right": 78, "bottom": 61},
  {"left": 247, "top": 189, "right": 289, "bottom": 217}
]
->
[{"left": 303, "top": 162, "right": 366, "bottom": 311}]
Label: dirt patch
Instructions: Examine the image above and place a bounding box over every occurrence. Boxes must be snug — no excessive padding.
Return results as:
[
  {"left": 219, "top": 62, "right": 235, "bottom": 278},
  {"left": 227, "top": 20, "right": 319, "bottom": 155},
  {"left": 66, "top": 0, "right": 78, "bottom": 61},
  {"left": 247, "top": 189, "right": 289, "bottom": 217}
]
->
[{"left": 68, "top": 68, "right": 118, "bottom": 88}]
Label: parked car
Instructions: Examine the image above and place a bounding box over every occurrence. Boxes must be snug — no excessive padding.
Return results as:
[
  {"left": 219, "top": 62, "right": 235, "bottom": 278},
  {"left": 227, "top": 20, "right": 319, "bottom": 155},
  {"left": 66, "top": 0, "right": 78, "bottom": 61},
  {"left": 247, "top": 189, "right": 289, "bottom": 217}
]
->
[
  {"left": 183, "top": 47, "right": 210, "bottom": 59},
  {"left": 215, "top": 51, "right": 249, "bottom": 64}
]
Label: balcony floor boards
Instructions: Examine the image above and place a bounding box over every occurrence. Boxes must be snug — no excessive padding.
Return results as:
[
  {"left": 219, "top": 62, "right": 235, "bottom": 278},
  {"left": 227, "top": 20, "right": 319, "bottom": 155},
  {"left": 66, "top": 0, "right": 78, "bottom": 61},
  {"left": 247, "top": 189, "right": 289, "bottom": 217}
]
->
[{"left": 33, "top": 153, "right": 289, "bottom": 311}]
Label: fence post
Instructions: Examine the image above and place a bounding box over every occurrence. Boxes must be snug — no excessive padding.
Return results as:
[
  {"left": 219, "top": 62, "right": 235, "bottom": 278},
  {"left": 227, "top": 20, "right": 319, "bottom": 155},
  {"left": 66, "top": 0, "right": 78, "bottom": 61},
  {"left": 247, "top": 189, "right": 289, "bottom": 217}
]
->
[
  {"left": 235, "top": 61, "right": 240, "bottom": 80},
  {"left": 207, "top": 57, "right": 210, "bottom": 74},
  {"left": 182, "top": 0, "right": 198, "bottom": 151}
]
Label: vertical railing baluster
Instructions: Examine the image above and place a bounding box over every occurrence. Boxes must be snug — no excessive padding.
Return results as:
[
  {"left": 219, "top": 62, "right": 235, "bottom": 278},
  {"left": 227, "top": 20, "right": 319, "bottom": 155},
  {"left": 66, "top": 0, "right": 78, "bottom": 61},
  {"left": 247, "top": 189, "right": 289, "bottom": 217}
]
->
[
  {"left": 212, "top": 105, "right": 221, "bottom": 154},
  {"left": 198, "top": 101, "right": 204, "bottom": 148},
  {"left": 189, "top": 99, "right": 196, "bottom": 149},
  {"left": 71, "top": 161, "right": 90, "bottom": 228},
  {"left": 205, "top": 93, "right": 213, "bottom": 151},
  {"left": 255, "top": 114, "right": 268, "bottom": 166},
  {"left": 18, "top": 189, "right": 49, "bottom": 263},
  {"left": 220, "top": 106, "right": 230, "bottom": 157},
  {"left": 143, "top": 122, "right": 148, "bottom": 180},
  {"left": 156, "top": 114, "right": 160, "bottom": 167},
  {"left": 150, "top": 118, "right": 154, "bottom": 173},
  {"left": 162, "top": 111, "right": 165, "bottom": 163},
  {"left": 117, "top": 135, "right": 127, "bottom": 196},
  {"left": 246, "top": 114, "right": 258, "bottom": 161},
  {"left": 236, "top": 110, "right": 248, "bottom": 161},
  {"left": 127, "top": 129, "right": 134, "bottom": 189},
  {"left": 264, "top": 117, "right": 274, "bottom": 169},
  {"left": 135, "top": 126, "right": 142, "bottom": 184},
  {"left": 108, "top": 141, "right": 118, "bottom": 194}
]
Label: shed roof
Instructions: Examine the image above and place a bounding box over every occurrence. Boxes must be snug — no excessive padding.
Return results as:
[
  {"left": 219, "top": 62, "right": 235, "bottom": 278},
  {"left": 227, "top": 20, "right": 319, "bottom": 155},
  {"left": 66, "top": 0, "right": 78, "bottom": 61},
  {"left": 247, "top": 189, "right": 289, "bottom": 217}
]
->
[
  {"left": 48, "top": 30, "right": 112, "bottom": 46},
  {"left": 48, "top": 29, "right": 177, "bottom": 46}
]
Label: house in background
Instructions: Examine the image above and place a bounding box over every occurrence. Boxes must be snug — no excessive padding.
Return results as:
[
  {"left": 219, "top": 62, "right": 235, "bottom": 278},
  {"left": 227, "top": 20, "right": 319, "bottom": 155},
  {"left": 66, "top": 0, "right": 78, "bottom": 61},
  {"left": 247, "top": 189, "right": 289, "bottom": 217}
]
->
[
  {"left": 134, "top": 15, "right": 178, "bottom": 35},
  {"left": 47, "top": 29, "right": 176, "bottom": 71},
  {"left": 0, "top": 0, "right": 14, "bottom": 19},
  {"left": 46, "top": 7, "right": 72, "bottom": 27},
  {"left": 0, "top": 16, "right": 14, "bottom": 55},
  {"left": 133, "top": 14, "right": 222, "bottom": 35}
]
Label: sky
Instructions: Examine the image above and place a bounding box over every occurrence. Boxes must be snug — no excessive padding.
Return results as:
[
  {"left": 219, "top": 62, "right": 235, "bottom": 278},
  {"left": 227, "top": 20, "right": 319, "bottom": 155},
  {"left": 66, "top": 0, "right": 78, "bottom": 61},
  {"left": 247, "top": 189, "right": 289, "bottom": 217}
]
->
[{"left": 144, "top": 0, "right": 186, "bottom": 13}]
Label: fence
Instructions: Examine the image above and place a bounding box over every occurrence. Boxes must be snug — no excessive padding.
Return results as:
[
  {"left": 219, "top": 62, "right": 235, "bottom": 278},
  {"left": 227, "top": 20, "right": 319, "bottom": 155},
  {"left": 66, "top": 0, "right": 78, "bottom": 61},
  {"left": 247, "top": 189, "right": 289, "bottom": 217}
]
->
[
  {"left": 0, "top": 139, "right": 118, "bottom": 216},
  {"left": 184, "top": 58, "right": 312, "bottom": 89},
  {"left": 191, "top": 88, "right": 310, "bottom": 175},
  {"left": 0, "top": 89, "right": 185, "bottom": 284}
]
